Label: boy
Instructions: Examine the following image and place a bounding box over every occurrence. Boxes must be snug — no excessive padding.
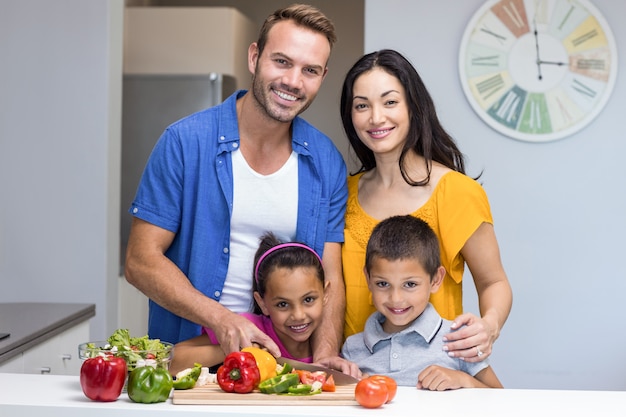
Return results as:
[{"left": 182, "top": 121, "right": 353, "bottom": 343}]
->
[{"left": 341, "top": 215, "right": 502, "bottom": 390}]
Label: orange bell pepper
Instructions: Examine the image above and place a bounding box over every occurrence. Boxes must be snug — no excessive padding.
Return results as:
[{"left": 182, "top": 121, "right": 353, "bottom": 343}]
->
[{"left": 241, "top": 346, "right": 277, "bottom": 383}]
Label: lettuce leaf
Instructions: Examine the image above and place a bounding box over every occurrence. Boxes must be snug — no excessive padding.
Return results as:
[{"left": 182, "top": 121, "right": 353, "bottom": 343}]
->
[{"left": 107, "top": 328, "right": 131, "bottom": 348}]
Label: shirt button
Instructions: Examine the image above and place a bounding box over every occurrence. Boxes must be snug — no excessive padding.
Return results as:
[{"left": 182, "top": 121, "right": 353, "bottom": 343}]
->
[
  {"left": 392, "top": 353, "right": 399, "bottom": 359},
  {"left": 220, "top": 136, "right": 225, "bottom": 141},
  {"left": 232, "top": 143, "right": 238, "bottom": 149},
  {"left": 303, "top": 141, "right": 309, "bottom": 147},
  {"left": 223, "top": 247, "right": 229, "bottom": 254},
  {"left": 132, "top": 208, "right": 138, "bottom": 214},
  {"left": 214, "top": 291, "right": 220, "bottom": 297}
]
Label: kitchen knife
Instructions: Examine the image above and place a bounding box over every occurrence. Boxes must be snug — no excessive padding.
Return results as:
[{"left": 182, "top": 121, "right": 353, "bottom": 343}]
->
[{"left": 275, "top": 357, "right": 359, "bottom": 385}]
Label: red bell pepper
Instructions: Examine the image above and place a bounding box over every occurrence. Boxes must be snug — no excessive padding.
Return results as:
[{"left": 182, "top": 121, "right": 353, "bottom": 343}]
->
[
  {"left": 217, "top": 351, "right": 260, "bottom": 393},
  {"left": 79, "top": 355, "right": 127, "bottom": 402}
]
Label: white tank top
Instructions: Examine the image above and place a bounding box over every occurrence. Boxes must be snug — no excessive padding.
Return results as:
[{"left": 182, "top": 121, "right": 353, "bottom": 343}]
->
[{"left": 220, "top": 149, "right": 299, "bottom": 312}]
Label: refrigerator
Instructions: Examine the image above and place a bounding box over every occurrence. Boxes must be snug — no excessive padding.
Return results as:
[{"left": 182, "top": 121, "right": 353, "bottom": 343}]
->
[{"left": 120, "top": 73, "right": 237, "bottom": 268}]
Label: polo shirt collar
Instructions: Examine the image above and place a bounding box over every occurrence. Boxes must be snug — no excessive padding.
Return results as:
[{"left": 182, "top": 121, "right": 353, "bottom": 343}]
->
[{"left": 363, "top": 304, "right": 443, "bottom": 352}]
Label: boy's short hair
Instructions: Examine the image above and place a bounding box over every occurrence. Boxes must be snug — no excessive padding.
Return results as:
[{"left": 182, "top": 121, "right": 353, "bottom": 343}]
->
[{"left": 365, "top": 215, "right": 441, "bottom": 278}]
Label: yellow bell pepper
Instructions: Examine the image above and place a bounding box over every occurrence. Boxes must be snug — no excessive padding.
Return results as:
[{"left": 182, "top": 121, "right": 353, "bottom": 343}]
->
[{"left": 241, "top": 347, "right": 277, "bottom": 383}]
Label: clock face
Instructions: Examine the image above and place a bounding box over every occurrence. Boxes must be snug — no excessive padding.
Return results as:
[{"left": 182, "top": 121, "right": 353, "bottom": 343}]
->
[{"left": 459, "top": 0, "right": 618, "bottom": 142}]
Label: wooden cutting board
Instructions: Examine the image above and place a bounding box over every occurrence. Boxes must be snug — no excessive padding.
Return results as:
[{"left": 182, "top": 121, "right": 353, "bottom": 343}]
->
[{"left": 172, "top": 383, "right": 357, "bottom": 405}]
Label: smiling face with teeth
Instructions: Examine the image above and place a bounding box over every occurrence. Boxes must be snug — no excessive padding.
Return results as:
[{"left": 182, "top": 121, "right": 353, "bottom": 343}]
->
[
  {"left": 254, "top": 265, "right": 328, "bottom": 359},
  {"left": 248, "top": 20, "right": 330, "bottom": 124},
  {"left": 350, "top": 68, "right": 411, "bottom": 160},
  {"left": 366, "top": 257, "right": 443, "bottom": 334}
]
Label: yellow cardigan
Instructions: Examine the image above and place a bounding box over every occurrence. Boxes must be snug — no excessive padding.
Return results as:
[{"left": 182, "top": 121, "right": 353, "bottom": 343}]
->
[{"left": 342, "top": 170, "right": 493, "bottom": 339}]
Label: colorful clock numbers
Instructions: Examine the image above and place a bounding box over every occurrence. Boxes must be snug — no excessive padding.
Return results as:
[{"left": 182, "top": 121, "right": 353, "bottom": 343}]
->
[{"left": 459, "top": 0, "right": 617, "bottom": 142}]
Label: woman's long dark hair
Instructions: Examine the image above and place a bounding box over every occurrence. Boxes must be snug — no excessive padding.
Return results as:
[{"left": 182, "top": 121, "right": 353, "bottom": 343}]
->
[{"left": 340, "top": 49, "right": 469, "bottom": 185}]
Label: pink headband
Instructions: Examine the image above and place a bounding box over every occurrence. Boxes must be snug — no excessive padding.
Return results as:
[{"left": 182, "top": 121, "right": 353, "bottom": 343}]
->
[{"left": 254, "top": 243, "right": 323, "bottom": 284}]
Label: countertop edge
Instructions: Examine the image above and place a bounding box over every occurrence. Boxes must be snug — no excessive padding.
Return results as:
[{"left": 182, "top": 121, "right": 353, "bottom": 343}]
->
[
  {"left": 0, "top": 303, "right": 95, "bottom": 363},
  {"left": 1, "top": 374, "right": 626, "bottom": 417}
]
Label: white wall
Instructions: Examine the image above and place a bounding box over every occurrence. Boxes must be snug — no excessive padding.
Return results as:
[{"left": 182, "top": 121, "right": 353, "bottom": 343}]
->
[
  {"left": 365, "top": 0, "right": 626, "bottom": 390},
  {"left": 0, "top": 0, "right": 124, "bottom": 340}
]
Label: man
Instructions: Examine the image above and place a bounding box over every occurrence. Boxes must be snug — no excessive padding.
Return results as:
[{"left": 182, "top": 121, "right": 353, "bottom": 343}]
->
[{"left": 125, "top": 4, "right": 352, "bottom": 372}]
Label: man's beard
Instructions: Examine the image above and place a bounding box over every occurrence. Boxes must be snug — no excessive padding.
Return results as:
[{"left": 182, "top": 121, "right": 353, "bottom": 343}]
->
[{"left": 251, "top": 74, "right": 311, "bottom": 123}]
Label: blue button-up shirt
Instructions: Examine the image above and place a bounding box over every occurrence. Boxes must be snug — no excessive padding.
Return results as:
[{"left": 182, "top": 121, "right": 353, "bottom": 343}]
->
[{"left": 130, "top": 90, "right": 347, "bottom": 344}]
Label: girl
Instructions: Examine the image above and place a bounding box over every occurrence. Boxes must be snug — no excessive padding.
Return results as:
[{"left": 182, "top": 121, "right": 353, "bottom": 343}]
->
[
  {"left": 170, "top": 232, "right": 328, "bottom": 375},
  {"left": 340, "top": 49, "right": 512, "bottom": 362}
]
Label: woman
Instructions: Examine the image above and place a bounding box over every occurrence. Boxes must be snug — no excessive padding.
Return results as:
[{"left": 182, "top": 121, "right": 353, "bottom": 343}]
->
[{"left": 340, "top": 49, "right": 512, "bottom": 361}]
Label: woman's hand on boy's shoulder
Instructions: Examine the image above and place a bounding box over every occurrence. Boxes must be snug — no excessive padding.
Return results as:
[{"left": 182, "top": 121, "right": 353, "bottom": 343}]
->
[{"left": 442, "top": 312, "right": 494, "bottom": 362}]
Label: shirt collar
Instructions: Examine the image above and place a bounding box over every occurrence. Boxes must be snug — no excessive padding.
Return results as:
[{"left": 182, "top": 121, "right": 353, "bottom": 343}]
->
[
  {"left": 363, "top": 303, "right": 443, "bottom": 352},
  {"left": 217, "top": 90, "right": 314, "bottom": 156},
  {"left": 216, "top": 90, "right": 244, "bottom": 145}
]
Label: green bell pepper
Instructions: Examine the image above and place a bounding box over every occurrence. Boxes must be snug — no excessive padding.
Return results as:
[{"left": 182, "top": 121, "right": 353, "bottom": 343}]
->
[
  {"left": 258, "top": 372, "right": 299, "bottom": 394},
  {"left": 276, "top": 361, "right": 293, "bottom": 375},
  {"left": 287, "top": 383, "right": 314, "bottom": 395},
  {"left": 127, "top": 365, "right": 173, "bottom": 403},
  {"left": 173, "top": 363, "right": 202, "bottom": 390}
]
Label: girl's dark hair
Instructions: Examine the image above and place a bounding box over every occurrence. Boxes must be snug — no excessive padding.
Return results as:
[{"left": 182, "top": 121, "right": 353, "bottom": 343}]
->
[
  {"left": 252, "top": 232, "right": 325, "bottom": 314},
  {"left": 340, "top": 49, "right": 472, "bottom": 185}
]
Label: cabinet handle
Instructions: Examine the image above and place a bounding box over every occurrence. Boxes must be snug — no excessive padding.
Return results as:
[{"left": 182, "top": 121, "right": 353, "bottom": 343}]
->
[
  {"left": 61, "top": 354, "right": 72, "bottom": 361},
  {"left": 39, "top": 367, "right": 51, "bottom": 374}
]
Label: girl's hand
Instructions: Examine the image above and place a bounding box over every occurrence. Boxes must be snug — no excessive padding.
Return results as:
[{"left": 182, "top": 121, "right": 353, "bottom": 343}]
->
[
  {"left": 316, "top": 356, "right": 362, "bottom": 379},
  {"left": 442, "top": 312, "right": 497, "bottom": 363}
]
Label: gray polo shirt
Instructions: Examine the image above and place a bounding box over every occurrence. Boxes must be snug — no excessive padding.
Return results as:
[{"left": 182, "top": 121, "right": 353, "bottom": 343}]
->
[{"left": 341, "top": 303, "right": 489, "bottom": 386}]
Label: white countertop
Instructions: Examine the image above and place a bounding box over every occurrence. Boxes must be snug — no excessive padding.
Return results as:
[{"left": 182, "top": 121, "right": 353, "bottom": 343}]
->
[{"left": 1, "top": 373, "right": 625, "bottom": 416}]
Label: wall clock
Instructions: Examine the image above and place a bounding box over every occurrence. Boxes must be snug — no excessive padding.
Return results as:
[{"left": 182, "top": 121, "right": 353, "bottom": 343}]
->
[{"left": 459, "top": 0, "right": 618, "bottom": 142}]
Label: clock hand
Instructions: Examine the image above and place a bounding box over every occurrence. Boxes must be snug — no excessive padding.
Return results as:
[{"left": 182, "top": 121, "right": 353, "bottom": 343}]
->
[
  {"left": 532, "top": 20, "right": 543, "bottom": 81},
  {"left": 537, "top": 60, "right": 567, "bottom": 66}
]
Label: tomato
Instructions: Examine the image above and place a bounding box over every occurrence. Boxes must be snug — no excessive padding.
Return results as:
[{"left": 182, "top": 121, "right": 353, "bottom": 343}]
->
[
  {"left": 296, "top": 370, "right": 326, "bottom": 385},
  {"left": 369, "top": 375, "right": 397, "bottom": 403},
  {"left": 321, "top": 374, "right": 336, "bottom": 392},
  {"left": 295, "top": 370, "right": 314, "bottom": 384},
  {"left": 294, "top": 369, "right": 335, "bottom": 392},
  {"left": 295, "top": 370, "right": 312, "bottom": 384},
  {"left": 355, "top": 377, "right": 389, "bottom": 409}
]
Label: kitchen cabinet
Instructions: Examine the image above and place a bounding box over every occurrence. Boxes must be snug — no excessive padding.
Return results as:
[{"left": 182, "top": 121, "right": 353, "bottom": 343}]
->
[
  {"left": 0, "top": 303, "right": 95, "bottom": 375},
  {"left": 19, "top": 321, "right": 89, "bottom": 375},
  {"left": 0, "top": 353, "right": 22, "bottom": 373},
  {"left": 124, "top": 7, "right": 256, "bottom": 90}
]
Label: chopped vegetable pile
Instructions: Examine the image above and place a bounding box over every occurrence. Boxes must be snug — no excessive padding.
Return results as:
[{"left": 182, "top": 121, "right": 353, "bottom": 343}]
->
[
  {"left": 210, "top": 349, "right": 336, "bottom": 396},
  {"left": 83, "top": 328, "right": 171, "bottom": 371}
]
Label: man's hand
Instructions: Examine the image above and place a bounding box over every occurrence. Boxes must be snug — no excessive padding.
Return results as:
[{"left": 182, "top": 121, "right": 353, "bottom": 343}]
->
[{"left": 211, "top": 311, "right": 281, "bottom": 358}]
